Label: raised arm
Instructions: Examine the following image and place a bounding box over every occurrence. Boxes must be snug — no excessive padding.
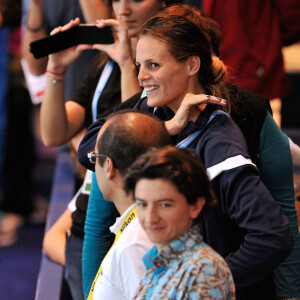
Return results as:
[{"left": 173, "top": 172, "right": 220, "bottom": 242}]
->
[
  {"left": 21, "top": 0, "right": 47, "bottom": 75},
  {"left": 92, "top": 18, "right": 141, "bottom": 101},
  {"left": 77, "top": 94, "right": 227, "bottom": 170},
  {"left": 40, "top": 18, "right": 90, "bottom": 147},
  {"left": 164, "top": 93, "right": 227, "bottom": 135}
]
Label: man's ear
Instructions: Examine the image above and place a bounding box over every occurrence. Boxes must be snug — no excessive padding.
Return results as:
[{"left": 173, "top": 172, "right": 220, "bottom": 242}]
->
[
  {"left": 106, "top": 157, "right": 116, "bottom": 180},
  {"left": 187, "top": 55, "right": 200, "bottom": 76}
]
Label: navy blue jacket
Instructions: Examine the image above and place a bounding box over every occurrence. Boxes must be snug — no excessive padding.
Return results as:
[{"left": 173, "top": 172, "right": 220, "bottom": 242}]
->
[{"left": 78, "top": 98, "right": 292, "bottom": 299}]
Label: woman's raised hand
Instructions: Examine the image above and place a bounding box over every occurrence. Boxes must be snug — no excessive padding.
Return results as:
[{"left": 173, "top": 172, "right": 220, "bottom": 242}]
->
[
  {"left": 92, "top": 18, "right": 133, "bottom": 68},
  {"left": 46, "top": 18, "right": 91, "bottom": 73},
  {"left": 165, "top": 93, "right": 228, "bottom": 136}
]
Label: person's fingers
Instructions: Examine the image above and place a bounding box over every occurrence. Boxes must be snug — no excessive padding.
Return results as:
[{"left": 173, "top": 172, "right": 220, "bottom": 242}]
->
[
  {"left": 205, "top": 95, "right": 227, "bottom": 105},
  {"left": 96, "top": 18, "right": 120, "bottom": 29},
  {"left": 50, "top": 18, "right": 80, "bottom": 36},
  {"left": 117, "top": 17, "right": 129, "bottom": 31},
  {"left": 195, "top": 94, "right": 227, "bottom": 103},
  {"left": 50, "top": 26, "right": 62, "bottom": 36},
  {"left": 95, "top": 19, "right": 106, "bottom": 28},
  {"left": 61, "top": 17, "right": 80, "bottom": 32},
  {"left": 184, "top": 94, "right": 227, "bottom": 107},
  {"left": 96, "top": 19, "right": 120, "bottom": 43}
]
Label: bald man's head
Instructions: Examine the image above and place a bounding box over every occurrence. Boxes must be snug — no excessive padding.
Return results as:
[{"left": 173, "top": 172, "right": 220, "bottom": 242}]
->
[{"left": 96, "top": 110, "right": 171, "bottom": 176}]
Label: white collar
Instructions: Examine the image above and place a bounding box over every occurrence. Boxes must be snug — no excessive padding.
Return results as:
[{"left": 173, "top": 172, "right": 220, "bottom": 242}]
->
[{"left": 109, "top": 203, "right": 136, "bottom": 235}]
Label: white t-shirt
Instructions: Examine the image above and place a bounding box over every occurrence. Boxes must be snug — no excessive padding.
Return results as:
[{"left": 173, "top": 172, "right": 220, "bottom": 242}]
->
[
  {"left": 67, "top": 170, "right": 93, "bottom": 212},
  {"left": 93, "top": 204, "right": 153, "bottom": 300}
]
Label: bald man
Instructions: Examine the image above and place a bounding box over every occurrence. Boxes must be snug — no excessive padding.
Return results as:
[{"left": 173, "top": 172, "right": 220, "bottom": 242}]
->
[{"left": 86, "top": 110, "right": 171, "bottom": 300}]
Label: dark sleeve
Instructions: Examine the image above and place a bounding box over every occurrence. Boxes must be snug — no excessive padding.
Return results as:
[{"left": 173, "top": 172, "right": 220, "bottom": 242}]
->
[
  {"left": 82, "top": 173, "right": 117, "bottom": 298},
  {"left": 200, "top": 116, "right": 293, "bottom": 287},
  {"left": 216, "top": 167, "right": 292, "bottom": 287},
  {"left": 259, "top": 112, "right": 300, "bottom": 294},
  {"left": 77, "top": 94, "right": 146, "bottom": 171}
]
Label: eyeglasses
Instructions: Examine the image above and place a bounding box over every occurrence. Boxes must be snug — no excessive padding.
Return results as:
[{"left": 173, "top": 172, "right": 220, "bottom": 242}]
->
[{"left": 87, "top": 151, "right": 109, "bottom": 164}]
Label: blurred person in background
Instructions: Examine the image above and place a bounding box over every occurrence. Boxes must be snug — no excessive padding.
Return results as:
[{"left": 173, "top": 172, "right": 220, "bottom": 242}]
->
[
  {"left": 202, "top": 0, "right": 300, "bottom": 127},
  {"left": 0, "top": 0, "right": 37, "bottom": 247},
  {"left": 21, "top": 1, "right": 110, "bottom": 299}
]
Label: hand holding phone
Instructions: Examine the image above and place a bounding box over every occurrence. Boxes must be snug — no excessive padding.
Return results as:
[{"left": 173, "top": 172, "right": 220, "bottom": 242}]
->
[{"left": 30, "top": 24, "right": 114, "bottom": 59}]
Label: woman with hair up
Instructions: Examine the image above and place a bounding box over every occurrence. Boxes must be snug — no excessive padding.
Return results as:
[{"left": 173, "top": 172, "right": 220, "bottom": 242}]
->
[
  {"left": 78, "top": 13, "right": 293, "bottom": 300},
  {"left": 160, "top": 6, "right": 300, "bottom": 299},
  {"left": 133, "top": 15, "right": 292, "bottom": 300},
  {"left": 124, "top": 146, "right": 235, "bottom": 299}
]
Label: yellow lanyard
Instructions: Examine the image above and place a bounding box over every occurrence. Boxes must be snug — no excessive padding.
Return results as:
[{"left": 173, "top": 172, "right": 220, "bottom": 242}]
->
[{"left": 87, "top": 206, "right": 137, "bottom": 300}]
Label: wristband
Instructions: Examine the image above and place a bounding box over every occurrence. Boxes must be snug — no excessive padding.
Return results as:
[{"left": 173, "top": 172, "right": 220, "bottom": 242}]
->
[
  {"left": 46, "top": 72, "right": 65, "bottom": 84},
  {"left": 46, "top": 69, "right": 66, "bottom": 76}
]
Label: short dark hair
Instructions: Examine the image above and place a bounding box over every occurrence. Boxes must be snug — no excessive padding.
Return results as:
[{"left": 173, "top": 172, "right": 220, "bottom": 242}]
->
[
  {"left": 124, "top": 145, "right": 216, "bottom": 223},
  {"left": 97, "top": 110, "right": 171, "bottom": 176}
]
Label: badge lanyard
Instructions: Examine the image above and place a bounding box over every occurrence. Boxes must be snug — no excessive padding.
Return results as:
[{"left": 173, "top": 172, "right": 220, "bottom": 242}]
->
[
  {"left": 91, "top": 60, "right": 115, "bottom": 122},
  {"left": 176, "top": 110, "right": 229, "bottom": 149},
  {"left": 87, "top": 206, "right": 137, "bottom": 300}
]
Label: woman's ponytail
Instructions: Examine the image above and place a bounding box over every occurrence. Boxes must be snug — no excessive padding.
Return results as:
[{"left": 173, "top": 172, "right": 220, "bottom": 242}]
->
[{"left": 205, "top": 56, "right": 231, "bottom": 113}]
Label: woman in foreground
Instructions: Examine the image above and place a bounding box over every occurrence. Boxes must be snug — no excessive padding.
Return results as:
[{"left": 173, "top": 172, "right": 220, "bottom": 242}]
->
[{"left": 132, "top": 15, "right": 292, "bottom": 299}]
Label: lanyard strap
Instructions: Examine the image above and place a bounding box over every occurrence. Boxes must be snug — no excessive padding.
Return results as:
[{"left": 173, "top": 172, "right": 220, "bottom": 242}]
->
[
  {"left": 87, "top": 206, "right": 137, "bottom": 300},
  {"left": 176, "top": 110, "right": 229, "bottom": 149},
  {"left": 91, "top": 60, "right": 115, "bottom": 122}
]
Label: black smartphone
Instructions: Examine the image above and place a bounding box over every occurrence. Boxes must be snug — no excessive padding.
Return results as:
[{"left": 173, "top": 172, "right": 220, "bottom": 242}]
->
[{"left": 29, "top": 24, "right": 114, "bottom": 59}]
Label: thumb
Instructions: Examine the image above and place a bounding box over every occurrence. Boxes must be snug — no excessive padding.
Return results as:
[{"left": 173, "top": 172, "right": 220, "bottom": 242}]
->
[{"left": 92, "top": 44, "right": 110, "bottom": 53}]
